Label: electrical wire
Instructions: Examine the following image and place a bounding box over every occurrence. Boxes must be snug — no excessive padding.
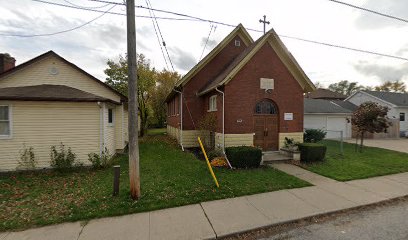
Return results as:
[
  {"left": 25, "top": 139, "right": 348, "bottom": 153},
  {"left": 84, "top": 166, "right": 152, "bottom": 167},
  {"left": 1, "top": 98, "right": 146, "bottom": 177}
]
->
[
  {"left": 327, "top": 0, "right": 408, "bottom": 24},
  {"left": 146, "top": 0, "right": 175, "bottom": 71},
  {"left": 0, "top": 4, "right": 116, "bottom": 37},
  {"left": 198, "top": 24, "right": 215, "bottom": 62},
  {"left": 144, "top": 0, "right": 170, "bottom": 70},
  {"left": 62, "top": 0, "right": 111, "bottom": 9},
  {"left": 5, "top": 0, "right": 407, "bottom": 62}
]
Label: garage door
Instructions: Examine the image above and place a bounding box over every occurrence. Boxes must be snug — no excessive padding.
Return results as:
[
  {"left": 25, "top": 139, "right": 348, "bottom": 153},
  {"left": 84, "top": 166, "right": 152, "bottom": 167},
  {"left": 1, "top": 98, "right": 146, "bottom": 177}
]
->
[{"left": 327, "top": 117, "right": 348, "bottom": 139}]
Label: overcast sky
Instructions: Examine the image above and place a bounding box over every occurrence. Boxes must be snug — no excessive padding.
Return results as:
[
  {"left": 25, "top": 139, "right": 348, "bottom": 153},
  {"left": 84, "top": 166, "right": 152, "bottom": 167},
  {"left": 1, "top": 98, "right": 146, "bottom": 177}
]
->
[{"left": 1, "top": 0, "right": 407, "bottom": 88}]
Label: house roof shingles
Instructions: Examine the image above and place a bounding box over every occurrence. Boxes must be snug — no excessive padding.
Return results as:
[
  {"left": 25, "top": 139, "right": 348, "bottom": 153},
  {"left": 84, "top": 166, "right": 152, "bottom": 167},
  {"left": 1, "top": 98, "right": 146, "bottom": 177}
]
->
[
  {"left": 306, "top": 88, "right": 347, "bottom": 100},
  {"left": 304, "top": 98, "right": 353, "bottom": 114},
  {"left": 0, "top": 51, "right": 127, "bottom": 102},
  {"left": 0, "top": 84, "right": 120, "bottom": 104},
  {"left": 364, "top": 90, "right": 408, "bottom": 107}
]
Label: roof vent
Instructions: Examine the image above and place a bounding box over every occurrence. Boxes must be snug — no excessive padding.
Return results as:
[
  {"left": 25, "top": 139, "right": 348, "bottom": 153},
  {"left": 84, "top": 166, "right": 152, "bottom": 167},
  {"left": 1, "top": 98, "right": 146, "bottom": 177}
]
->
[
  {"left": 234, "top": 40, "right": 240, "bottom": 47},
  {"left": 49, "top": 66, "right": 59, "bottom": 75}
]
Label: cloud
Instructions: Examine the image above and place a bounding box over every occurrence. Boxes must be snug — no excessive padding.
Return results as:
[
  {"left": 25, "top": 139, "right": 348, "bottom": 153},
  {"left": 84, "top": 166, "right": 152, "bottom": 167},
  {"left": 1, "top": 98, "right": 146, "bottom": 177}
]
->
[
  {"left": 396, "top": 45, "right": 408, "bottom": 57},
  {"left": 200, "top": 37, "right": 218, "bottom": 49},
  {"left": 355, "top": 0, "right": 408, "bottom": 29},
  {"left": 353, "top": 61, "right": 408, "bottom": 82},
  {"left": 170, "top": 47, "right": 196, "bottom": 71}
]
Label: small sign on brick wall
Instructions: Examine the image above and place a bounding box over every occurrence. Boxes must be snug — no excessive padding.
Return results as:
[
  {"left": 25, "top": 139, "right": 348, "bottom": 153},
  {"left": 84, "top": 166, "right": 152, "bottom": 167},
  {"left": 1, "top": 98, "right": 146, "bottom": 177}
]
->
[
  {"left": 260, "top": 78, "right": 274, "bottom": 90},
  {"left": 284, "top": 113, "right": 293, "bottom": 121}
]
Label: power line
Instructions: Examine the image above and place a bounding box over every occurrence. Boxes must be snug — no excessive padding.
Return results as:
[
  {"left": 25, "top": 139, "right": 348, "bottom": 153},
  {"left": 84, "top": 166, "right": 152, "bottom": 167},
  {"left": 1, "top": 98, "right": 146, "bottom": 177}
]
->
[
  {"left": 13, "top": 0, "right": 408, "bottom": 62},
  {"left": 146, "top": 0, "right": 175, "bottom": 71},
  {"left": 327, "top": 0, "right": 408, "bottom": 24},
  {"left": 198, "top": 24, "right": 215, "bottom": 62},
  {"left": 62, "top": 0, "right": 111, "bottom": 9},
  {"left": 144, "top": 0, "right": 170, "bottom": 70},
  {"left": 31, "top": 0, "right": 198, "bottom": 21},
  {"left": 0, "top": 4, "right": 116, "bottom": 37}
]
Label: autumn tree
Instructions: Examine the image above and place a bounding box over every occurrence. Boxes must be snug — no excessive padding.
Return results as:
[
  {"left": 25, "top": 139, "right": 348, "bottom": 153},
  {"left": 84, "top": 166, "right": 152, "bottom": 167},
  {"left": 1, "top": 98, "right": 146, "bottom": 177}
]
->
[
  {"left": 374, "top": 80, "right": 406, "bottom": 93},
  {"left": 149, "top": 70, "right": 180, "bottom": 127},
  {"left": 351, "top": 102, "right": 391, "bottom": 152},
  {"left": 328, "top": 80, "right": 365, "bottom": 96},
  {"left": 104, "top": 54, "right": 156, "bottom": 136}
]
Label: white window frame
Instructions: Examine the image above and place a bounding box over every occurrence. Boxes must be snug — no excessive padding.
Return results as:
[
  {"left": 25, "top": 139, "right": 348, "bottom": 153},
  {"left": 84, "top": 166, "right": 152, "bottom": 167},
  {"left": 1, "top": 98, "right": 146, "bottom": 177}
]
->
[
  {"left": 400, "top": 112, "right": 406, "bottom": 122},
  {"left": 0, "top": 104, "right": 12, "bottom": 139},
  {"left": 108, "top": 108, "right": 114, "bottom": 127},
  {"left": 208, "top": 95, "right": 217, "bottom": 112}
]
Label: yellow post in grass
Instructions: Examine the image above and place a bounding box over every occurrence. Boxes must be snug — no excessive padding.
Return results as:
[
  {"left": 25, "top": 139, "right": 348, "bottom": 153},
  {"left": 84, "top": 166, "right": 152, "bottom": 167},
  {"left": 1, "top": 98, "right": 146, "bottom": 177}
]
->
[{"left": 198, "top": 137, "right": 220, "bottom": 188}]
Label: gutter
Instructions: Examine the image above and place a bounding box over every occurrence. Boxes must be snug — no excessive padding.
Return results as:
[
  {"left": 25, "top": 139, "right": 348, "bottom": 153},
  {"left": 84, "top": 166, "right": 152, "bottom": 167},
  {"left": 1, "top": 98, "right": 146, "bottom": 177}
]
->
[{"left": 173, "top": 88, "right": 184, "bottom": 151}]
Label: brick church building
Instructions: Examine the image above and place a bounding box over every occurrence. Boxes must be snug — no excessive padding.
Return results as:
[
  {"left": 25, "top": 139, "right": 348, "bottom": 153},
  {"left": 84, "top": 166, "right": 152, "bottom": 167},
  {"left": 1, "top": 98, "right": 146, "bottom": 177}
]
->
[{"left": 166, "top": 24, "right": 315, "bottom": 151}]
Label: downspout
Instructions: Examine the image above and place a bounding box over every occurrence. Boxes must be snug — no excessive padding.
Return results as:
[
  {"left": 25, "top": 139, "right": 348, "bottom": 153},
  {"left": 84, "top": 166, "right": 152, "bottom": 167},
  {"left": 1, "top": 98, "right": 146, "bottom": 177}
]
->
[
  {"left": 215, "top": 87, "right": 232, "bottom": 169},
  {"left": 97, "top": 102, "right": 104, "bottom": 155},
  {"left": 173, "top": 88, "right": 184, "bottom": 151},
  {"left": 215, "top": 87, "right": 225, "bottom": 153}
]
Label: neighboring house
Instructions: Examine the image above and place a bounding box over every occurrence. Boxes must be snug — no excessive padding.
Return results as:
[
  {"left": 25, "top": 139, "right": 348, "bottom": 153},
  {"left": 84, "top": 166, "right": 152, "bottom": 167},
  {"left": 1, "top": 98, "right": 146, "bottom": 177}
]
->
[
  {"left": 304, "top": 98, "right": 354, "bottom": 139},
  {"left": 305, "top": 88, "right": 347, "bottom": 100},
  {"left": 0, "top": 51, "right": 129, "bottom": 171},
  {"left": 165, "top": 24, "right": 315, "bottom": 151},
  {"left": 347, "top": 90, "right": 408, "bottom": 137}
]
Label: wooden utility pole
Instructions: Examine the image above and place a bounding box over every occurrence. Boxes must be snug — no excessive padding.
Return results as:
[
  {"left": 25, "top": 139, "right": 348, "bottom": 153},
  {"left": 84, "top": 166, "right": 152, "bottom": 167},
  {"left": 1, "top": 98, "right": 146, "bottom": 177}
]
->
[{"left": 126, "top": 0, "right": 140, "bottom": 200}]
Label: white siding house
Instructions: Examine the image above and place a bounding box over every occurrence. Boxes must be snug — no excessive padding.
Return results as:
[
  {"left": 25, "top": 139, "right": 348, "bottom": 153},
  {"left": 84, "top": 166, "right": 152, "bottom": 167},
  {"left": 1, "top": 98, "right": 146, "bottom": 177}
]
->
[
  {"left": 304, "top": 98, "right": 353, "bottom": 139},
  {"left": 347, "top": 91, "right": 408, "bottom": 137},
  {"left": 0, "top": 51, "right": 129, "bottom": 171}
]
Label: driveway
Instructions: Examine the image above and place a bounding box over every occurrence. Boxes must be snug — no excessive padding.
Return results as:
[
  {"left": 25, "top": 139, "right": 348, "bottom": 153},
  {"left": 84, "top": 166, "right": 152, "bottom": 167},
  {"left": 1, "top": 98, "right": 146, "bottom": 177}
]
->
[{"left": 345, "top": 138, "right": 408, "bottom": 153}]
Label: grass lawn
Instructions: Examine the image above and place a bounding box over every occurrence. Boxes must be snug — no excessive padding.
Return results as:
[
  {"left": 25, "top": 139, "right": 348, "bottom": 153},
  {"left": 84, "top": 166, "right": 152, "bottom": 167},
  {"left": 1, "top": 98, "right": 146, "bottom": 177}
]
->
[
  {"left": 0, "top": 135, "right": 310, "bottom": 232},
  {"left": 146, "top": 128, "right": 166, "bottom": 136},
  {"left": 304, "top": 140, "right": 408, "bottom": 181}
]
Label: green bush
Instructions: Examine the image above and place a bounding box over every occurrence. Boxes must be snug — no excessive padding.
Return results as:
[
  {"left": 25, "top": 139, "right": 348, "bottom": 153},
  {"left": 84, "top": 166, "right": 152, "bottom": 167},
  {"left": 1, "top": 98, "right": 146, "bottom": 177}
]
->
[
  {"left": 304, "top": 129, "right": 327, "bottom": 143},
  {"left": 225, "top": 146, "right": 262, "bottom": 168},
  {"left": 50, "top": 143, "right": 79, "bottom": 171},
  {"left": 298, "top": 143, "right": 327, "bottom": 162},
  {"left": 18, "top": 144, "right": 37, "bottom": 170},
  {"left": 88, "top": 148, "right": 113, "bottom": 169}
]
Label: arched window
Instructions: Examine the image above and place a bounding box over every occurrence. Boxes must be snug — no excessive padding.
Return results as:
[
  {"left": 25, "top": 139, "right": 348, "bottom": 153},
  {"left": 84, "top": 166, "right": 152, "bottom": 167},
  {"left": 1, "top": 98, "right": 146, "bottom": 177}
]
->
[{"left": 255, "top": 99, "right": 277, "bottom": 114}]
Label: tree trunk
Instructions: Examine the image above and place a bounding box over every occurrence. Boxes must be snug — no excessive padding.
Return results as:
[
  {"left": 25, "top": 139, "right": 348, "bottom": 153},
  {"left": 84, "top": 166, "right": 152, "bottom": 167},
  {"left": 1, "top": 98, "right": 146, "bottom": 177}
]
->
[{"left": 359, "top": 132, "right": 364, "bottom": 153}]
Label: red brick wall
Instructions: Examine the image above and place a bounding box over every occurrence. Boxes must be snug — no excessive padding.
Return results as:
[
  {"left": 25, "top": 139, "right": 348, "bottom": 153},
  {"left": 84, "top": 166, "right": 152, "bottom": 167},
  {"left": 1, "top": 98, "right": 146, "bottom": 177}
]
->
[
  {"left": 178, "top": 35, "right": 248, "bottom": 130},
  {"left": 224, "top": 43, "right": 304, "bottom": 134},
  {"left": 167, "top": 94, "right": 181, "bottom": 128}
]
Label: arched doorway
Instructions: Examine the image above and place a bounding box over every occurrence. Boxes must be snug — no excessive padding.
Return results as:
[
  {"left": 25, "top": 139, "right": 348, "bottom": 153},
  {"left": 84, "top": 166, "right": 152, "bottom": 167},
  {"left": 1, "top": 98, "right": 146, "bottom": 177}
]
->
[{"left": 253, "top": 99, "right": 279, "bottom": 151}]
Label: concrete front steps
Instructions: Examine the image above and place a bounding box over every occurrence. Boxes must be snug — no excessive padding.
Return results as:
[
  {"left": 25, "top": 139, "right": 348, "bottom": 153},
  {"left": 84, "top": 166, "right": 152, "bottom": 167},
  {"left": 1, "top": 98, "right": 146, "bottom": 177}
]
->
[{"left": 262, "top": 151, "right": 292, "bottom": 164}]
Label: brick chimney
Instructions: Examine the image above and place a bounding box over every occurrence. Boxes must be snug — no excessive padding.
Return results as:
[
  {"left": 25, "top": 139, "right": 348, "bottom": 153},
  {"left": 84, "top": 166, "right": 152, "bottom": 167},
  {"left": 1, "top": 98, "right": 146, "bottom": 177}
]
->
[{"left": 0, "top": 53, "right": 16, "bottom": 74}]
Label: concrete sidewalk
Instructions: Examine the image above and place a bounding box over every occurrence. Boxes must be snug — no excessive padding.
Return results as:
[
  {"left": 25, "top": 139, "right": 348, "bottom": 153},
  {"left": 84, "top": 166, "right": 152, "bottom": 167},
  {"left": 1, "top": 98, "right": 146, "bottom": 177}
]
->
[{"left": 3, "top": 164, "right": 408, "bottom": 240}]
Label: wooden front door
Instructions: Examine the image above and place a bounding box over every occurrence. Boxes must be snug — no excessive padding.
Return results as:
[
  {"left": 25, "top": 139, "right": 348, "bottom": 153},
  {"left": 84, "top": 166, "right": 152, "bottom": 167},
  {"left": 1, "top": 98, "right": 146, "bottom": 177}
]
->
[
  {"left": 253, "top": 99, "right": 279, "bottom": 151},
  {"left": 254, "top": 115, "right": 279, "bottom": 151}
]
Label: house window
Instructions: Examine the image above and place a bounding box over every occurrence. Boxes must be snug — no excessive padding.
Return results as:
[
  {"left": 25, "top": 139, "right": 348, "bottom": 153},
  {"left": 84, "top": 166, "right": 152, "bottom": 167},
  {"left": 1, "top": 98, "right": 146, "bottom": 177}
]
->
[
  {"left": 0, "top": 105, "right": 11, "bottom": 137},
  {"left": 108, "top": 108, "right": 114, "bottom": 125},
  {"left": 235, "top": 40, "right": 241, "bottom": 47},
  {"left": 400, "top": 113, "right": 406, "bottom": 121},
  {"left": 209, "top": 95, "right": 217, "bottom": 111},
  {"left": 255, "top": 100, "right": 277, "bottom": 114}
]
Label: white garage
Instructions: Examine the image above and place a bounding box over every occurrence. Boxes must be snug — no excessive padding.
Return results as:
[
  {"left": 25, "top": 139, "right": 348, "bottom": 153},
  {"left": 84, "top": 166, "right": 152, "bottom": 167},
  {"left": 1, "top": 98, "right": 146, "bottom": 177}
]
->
[{"left": 304, "top": 99, "right": 354, "bottom": 139}]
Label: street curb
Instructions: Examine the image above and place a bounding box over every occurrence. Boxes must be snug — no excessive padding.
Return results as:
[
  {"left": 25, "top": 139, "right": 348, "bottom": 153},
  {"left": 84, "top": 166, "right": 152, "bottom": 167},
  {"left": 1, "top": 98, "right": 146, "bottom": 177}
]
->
[{"left": 217, "top": 195, "right": 408, "bottom": 239}]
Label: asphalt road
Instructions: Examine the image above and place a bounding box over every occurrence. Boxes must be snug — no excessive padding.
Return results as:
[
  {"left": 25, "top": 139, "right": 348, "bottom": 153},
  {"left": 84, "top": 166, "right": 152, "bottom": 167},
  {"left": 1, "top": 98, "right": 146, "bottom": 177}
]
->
[{"left": 243, "top": 199, "right": 408, "bottom": 240}]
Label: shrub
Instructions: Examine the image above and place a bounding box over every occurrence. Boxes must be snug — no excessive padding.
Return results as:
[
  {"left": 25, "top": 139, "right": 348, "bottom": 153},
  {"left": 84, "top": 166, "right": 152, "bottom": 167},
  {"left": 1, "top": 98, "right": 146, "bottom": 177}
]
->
[
  {"left": 18, "top": 144, "right": 37, "bottom": 170},
  {"left": 304, "top": 129, "right": 327, "bottom": 143},
  {"left": 283, "top": 137, "right": 300, "bottom": 151},
  {"left": 207, "top": 149, "right": 223, "bottom": 160},
  {"left": 88, "top": 148, "right": 113, "bottom": 169},
  {"left": 298, "top": 143, "right": 327, "bottom": 162},
  {"left": 50, "top": 143, "right": 78, "bottom": 171},
  {"left": 225, "top": 146, "right": 262, "bottom": 168}
]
